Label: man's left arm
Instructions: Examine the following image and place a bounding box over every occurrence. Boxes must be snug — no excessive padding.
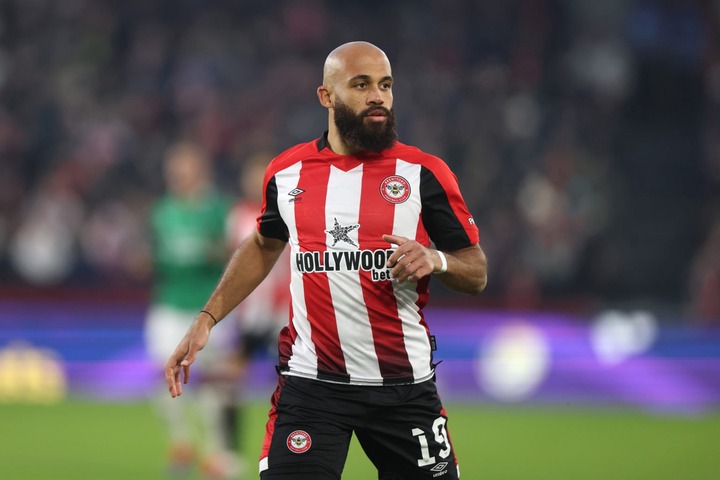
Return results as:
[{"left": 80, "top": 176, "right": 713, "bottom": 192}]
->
[{"left": 383, "top": 234, "right": 487, "bottom": 295}]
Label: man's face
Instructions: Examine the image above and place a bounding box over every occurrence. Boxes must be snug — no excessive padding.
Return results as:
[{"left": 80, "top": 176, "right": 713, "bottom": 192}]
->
[
  {"left": 164, "top": 149, "right": 208, "bottom": 197},
  {"left": 333, "top": 97, "right": 397, "bottom": 153},
  {"left": 321, "top": 46, "right": 397, "bottom": 153}
]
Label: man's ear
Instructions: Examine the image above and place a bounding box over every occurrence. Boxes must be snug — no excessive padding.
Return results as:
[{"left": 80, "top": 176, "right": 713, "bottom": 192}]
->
[{"left": 317, "top": 86, "right": 332, "bottom": 108}]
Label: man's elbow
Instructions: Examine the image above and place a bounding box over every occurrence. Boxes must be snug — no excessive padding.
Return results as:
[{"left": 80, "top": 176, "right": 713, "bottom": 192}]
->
[
  {"left": 467, "top": 269, "right": 488, "bottom": 295},
  {"left": 445, "top": 245, "right": 487, "bottom": 295},
  {"left": 468, "top": 248, "right": 488, "bottom": 295}
]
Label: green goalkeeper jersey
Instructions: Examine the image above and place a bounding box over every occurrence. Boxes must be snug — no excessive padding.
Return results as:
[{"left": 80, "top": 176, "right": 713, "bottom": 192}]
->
[{"left": 150, "top": 192, "right": 230, "bottom": 311}]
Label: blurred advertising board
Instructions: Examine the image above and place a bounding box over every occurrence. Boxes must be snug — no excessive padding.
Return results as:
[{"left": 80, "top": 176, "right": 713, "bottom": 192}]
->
[{"left": 1, "top": 300, "right": 718, "bottom": 413}]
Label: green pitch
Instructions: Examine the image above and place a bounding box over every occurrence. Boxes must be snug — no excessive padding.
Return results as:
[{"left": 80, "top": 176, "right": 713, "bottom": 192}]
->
[{"left": 1, "top": 399, "right": 718, "bottom": 479}]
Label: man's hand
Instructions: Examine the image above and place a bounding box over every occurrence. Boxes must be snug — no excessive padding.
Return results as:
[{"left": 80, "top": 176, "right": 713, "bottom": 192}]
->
[
  {"left": 383, "top": 234, "right": 487, "bottom": 294},
  {"left": 383, "top": 234, "right": 443, "bottom": 283},
  {"left": 164, "top": 313, "right": 214, "bottom": 397}
]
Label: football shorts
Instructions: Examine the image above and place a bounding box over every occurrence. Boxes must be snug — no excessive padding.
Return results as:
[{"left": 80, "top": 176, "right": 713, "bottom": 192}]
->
[{"left": 259, "top": 375, "right": 460, "bottom": 479}]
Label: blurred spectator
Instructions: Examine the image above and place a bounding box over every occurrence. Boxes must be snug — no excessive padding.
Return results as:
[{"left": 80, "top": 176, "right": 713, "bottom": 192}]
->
[
  {"left": 8, "top": 165, "right": 84, "bottom": 285},
  {"left": 516, "top": 143, "right": 609, "bottom": 294},
  {"left": 688, "top": 220, "right": 720, "bottom": 326}
]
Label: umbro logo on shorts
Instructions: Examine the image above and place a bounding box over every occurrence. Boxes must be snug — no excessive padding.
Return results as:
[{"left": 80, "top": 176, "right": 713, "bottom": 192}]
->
[{"left": 430, "top": 461, "right": 449, "bottom": 473}]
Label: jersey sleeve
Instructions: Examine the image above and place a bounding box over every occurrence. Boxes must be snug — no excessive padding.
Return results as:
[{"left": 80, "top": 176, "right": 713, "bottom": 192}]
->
[
  {"left": 258, "top": 174, "right": 289, "bottom": 242},
  {"left": 420, "top": 163, "right": 479, "bottom": 252}
]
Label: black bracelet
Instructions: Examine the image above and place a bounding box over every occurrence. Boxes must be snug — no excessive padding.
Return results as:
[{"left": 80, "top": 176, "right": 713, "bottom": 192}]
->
[{"left": 200, "top": 310, "right": 219, "bottom": 325}]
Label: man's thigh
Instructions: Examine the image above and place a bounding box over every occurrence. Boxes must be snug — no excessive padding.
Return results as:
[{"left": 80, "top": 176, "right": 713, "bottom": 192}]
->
[
  {"left": 260, "top": 377, "right": 353, "bottom": 480},
  {"left": 355, "top": 381, "right": 460, "bottom": 479}
]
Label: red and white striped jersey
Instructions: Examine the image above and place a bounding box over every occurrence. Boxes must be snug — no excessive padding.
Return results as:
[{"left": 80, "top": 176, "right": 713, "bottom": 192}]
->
[{"left": 258, "top": 133, "right": 479, "bottom": 385}]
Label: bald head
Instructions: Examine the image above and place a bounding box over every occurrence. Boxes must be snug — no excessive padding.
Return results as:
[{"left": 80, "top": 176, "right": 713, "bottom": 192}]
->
[
  {"left": 322, "top": 41, "right": 391, "bottom": 87},
  {"left": 317, "top": 42, "right": 396, "bottom": 155}
]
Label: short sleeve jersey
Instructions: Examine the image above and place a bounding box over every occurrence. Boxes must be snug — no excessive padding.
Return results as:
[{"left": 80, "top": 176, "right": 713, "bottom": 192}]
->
[
  {"left": 151, "top": 192, "right": 229, "bottom": 311},
  {"left": 259, "top": 133, "right": 479, "bottom": 385}
]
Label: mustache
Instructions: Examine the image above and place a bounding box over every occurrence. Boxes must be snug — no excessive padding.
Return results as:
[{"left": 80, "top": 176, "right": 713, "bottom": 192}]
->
[{"left": 362, "top": 106, "right": 392, "bottom": 116}]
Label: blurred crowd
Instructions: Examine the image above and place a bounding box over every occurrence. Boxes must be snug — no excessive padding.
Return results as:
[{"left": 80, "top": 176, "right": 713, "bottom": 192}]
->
[{"left": 0, "top": 0, "right": 719, "bottom": 321}]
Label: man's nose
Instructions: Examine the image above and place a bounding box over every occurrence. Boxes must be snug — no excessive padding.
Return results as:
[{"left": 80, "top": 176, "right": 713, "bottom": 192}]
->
[{"left": 367, "top": 86, "right": 384, "bottom": 104}]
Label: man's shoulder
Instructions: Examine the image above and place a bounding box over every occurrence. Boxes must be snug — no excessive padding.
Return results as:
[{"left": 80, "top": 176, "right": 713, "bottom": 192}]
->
[
  {"left": 392, "top": 141, "right": 450, "bottom": 170},
  {"left": 267, "top": 138, "right": 322, "bottom": 175}
]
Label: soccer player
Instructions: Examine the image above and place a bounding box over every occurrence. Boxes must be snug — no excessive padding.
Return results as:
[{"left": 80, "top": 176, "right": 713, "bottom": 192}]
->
[
  {"left": 144, "top": 141, "right": 242, "bottom": 478},
  {"left": 165, "top": 41, "right": 488, "bottom": 479}
]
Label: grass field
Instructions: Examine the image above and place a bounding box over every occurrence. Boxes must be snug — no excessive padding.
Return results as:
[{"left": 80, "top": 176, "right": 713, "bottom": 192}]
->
[{"left": 2, "top": 399, "right": 719, "bottom": 479}]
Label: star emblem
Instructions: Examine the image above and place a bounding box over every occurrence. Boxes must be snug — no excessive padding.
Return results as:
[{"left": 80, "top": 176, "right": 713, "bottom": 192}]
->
[{"left": 325, "top": 218, "right": 360, "bottom": 247}]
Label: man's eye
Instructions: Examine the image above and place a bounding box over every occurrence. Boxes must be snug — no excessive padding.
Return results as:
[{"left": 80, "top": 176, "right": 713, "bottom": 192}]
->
[{"left": 355, "top": 83, "right": 367, "bottom": 89}]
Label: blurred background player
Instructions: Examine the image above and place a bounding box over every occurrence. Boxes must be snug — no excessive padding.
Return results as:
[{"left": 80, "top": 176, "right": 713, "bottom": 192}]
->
[
  {"left": 224, "top": 152, "right": 291, "bottom": 469},
  {"left": 143, "top": 141, "right": 242, "bottom": 479}
]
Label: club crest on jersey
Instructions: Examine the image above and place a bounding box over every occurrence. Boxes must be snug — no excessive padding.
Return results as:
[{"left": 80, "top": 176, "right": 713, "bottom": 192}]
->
[
  {"left": 380, "top": 175, "right": 410, "bottom": 204},
  {"left": 286, "top": 430, "right": 312, "bottom": 454}
]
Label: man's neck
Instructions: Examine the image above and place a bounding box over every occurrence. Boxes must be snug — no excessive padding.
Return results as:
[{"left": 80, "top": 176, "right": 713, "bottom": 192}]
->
[{"left": 325, "top": 127, "right": 356, "bottom": 156}]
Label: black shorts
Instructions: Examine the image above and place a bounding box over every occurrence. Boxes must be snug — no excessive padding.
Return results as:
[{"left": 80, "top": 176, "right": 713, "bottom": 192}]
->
[{"left": 259, "top": 375, "right": 460, "bottom": 480}]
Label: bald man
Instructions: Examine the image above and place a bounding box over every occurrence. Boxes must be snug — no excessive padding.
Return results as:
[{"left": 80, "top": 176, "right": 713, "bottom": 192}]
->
[{"left": 165, "top": 41, "right": 487, "bottom": 479}]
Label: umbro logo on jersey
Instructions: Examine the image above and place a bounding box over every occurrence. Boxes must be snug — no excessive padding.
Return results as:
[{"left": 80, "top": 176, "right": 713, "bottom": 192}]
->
[{"left": 288, "top": 188, "right": 305, "bottom": 203}]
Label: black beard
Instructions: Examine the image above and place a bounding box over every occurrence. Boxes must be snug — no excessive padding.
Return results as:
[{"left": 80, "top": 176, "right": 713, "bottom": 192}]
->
[{"left": 333, "top": 99, "right": 397, "bottom": 153}]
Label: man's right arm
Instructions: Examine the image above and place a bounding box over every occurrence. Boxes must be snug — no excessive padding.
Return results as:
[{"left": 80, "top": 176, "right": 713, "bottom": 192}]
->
[
  {"left": 165, "top": 230, "right": 286, "bottom": 397},
  {"left": 201, "top": 230, "right": 287, "bottom": 323}
]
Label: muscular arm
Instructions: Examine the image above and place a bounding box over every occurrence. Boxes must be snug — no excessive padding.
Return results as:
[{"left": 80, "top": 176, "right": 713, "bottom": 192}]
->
[
  {"left": 434, "top": 244, "right": 487, "bottom": 294},
  {"left": 201, "top": 230, "right": 287, "bottom": 322},
  {"left": 165, "top": 230, "right": 286, "bottom": 397},
  {"left": 383, "top": 234, "right": 487, "bottom": 295}
]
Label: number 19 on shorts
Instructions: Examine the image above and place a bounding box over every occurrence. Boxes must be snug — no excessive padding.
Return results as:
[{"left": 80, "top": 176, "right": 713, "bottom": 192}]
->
[{"left": 412, "top": 417, "right": 451, "bottom": 467}]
